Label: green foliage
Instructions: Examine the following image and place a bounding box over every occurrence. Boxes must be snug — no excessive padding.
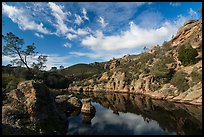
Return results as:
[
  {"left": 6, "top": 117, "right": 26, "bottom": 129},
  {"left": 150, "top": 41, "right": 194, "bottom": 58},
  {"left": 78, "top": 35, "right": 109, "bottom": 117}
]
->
[
  {"left": 178, "top": 44, "right": 198, "bottom": 66},
  {"left": 42, "top": 72, "right": 71, "bottom": 89},
  {"left": 190, "top": 68, "right": 202, "bottom": 84},
  {"left": 139, "top": 52, "right": 155, "bottom": 63},
  {"left": 2, "top": 32, "right": 47, "bottom": 74},
  {"left": 170, "top": 71, "right": 189, "bottom": 92},
  {"left": 161, "top": 56, "right": 175, "bottom": 64},
  {"left": 2, "top": 74, "right": 15, "bottom": 88},
  {"left": 59, "top": 63, "right": 104, "bottom": 81},
  {"left": 150, "top": 60, "right": 170, "bottom": 78},
  {"left": 31, "top": 55, "right": 48, "bottom": 70},
  {"left": 161, "top": 41, "right": 172, "bottom": 51},
  {"left": 2, "top": 74, "right": 25, "bottom": 92}
]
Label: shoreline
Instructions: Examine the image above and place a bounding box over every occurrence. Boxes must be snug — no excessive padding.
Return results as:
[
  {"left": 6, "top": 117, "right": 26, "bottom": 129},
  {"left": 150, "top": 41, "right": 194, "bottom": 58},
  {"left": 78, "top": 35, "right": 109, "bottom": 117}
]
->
[{"left": 67, "top": 88, "right": 202, "bottom": 106}]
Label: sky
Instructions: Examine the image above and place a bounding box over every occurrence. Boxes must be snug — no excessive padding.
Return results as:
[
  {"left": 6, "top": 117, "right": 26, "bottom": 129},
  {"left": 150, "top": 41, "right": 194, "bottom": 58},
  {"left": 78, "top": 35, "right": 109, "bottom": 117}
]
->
[{"left": 2, "top": 2, "right": 202, "bottom": 70}]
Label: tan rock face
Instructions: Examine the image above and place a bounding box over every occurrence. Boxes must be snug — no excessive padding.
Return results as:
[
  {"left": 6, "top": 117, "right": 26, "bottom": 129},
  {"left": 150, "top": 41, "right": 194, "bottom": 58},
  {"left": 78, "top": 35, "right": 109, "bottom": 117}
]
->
[
  {"left": 109, "top": 59, "right": 120, "bottom": 73},
  {"left": 172, "top": 20, "right": 202, "bottom": 49},
  {"left": 99, "top": 72, "right": 109, "bottom": 81},
  {"left": 105, "top": 71, "right": 125, "bottom": 91}
]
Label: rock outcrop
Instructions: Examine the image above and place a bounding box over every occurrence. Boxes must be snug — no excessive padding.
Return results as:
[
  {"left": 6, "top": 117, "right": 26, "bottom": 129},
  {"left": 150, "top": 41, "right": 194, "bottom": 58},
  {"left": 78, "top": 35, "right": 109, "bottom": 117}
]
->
[
  {"left": 2, "top": 80, "right": 66, "bottom": 135},
  {"left": 172, "top": 20, "right": 202, "bottom": 49}
]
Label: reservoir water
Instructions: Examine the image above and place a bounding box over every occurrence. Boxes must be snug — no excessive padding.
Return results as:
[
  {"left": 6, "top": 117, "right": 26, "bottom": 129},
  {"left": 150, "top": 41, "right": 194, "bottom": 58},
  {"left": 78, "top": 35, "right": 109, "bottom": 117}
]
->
[{"left": 65, "top": 92, "right": 202, "bottom": 135}]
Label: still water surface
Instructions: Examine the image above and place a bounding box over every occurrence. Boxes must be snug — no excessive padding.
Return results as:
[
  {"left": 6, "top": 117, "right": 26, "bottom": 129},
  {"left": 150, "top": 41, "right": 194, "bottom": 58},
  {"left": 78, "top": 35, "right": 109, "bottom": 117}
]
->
[{"left": 66, "top": 92, "right": 202, "bottom": 135}]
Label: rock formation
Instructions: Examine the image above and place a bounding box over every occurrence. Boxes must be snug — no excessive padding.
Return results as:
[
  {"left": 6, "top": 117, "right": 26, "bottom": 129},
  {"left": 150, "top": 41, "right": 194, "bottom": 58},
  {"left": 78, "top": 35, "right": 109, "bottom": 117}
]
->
[{"left": 2, "top": 80, "right": 66, "bottom": 135}]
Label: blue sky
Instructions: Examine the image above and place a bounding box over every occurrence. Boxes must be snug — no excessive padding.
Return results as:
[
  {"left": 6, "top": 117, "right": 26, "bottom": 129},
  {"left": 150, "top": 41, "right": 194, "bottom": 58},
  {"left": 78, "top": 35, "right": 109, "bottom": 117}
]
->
[{"left": 2, "top": 2, "right": 202, "bottom": 70}]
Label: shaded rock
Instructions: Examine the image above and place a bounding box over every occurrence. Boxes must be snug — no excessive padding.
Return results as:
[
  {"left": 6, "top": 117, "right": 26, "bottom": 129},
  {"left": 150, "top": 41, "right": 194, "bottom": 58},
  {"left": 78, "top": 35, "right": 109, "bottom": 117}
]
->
[
  {"left": 67, "top": 96, "right": 82, "bottom": 109},
  {"left": 2, "top": 80, "right": 66, "bottom": 135}
]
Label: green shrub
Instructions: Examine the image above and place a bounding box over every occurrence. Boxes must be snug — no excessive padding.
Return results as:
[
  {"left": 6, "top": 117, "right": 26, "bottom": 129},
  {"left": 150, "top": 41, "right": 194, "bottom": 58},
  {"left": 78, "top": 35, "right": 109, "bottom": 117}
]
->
[
  {"left": 170, "top": 71, "right": 189, "bottom": 92},
  {"left": 6, "top": 77, "right": 25, "bottom": 92},
  {"left": 139, "top": 52, "right": 155, "bottom": 63},
  {"left": 2, "top": 74, "right": 15, "bottom": 88},
  {"left": 161, "top": 41, "right": 172, "bottom": 51},
  {"left": 190, "top": 69, "right": 202, "bottom": 84},
  {"left": 161, "top": 56, "right": 175, "bottom": 64},
  {"left": 178, "top": 44, "right": 198, "bottom": 66},
  {"left": 150, "top": 60, "right": 170, "bottom": 78}
]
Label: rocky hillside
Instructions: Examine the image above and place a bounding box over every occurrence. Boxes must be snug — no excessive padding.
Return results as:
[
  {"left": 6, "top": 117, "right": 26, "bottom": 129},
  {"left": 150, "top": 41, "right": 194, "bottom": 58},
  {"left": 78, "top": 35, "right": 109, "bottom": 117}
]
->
[{"left": 68, "top": 19, "right": 202, "bottom": 105}]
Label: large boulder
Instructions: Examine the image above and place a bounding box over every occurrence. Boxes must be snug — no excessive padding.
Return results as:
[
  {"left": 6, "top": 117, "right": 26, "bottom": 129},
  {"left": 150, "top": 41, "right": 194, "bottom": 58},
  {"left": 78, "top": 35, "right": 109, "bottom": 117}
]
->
[{"left": 2, "top": 80, "right": 66, "bottom": 135}]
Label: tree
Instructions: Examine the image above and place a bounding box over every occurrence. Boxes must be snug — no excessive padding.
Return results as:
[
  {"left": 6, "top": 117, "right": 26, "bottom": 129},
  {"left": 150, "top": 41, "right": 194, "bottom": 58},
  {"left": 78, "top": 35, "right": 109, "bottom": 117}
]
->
[
  {"left": 150, "top": 60, "right": 170, "bottom": 78},
  {"left": 59, "top": 65, "right": 64, "bottom": 69},
  {"left": 2, "top": 32, "right": 47, "bottom": 73},
  {"left": 143, "top": 46, "right": 149, "bottom": 52},
  {"left": 32, "top": 55, "right": 48, "bottom": 70},
  {"left": 50, "top": 67, "right": 57, "bottom": 71},
  {"left": 178, "top": 44, "right": 198, "bottom": 66}
]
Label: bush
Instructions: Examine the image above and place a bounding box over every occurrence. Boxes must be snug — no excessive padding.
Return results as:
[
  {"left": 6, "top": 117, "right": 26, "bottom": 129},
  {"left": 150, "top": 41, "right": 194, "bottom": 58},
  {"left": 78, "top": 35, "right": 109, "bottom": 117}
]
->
[
  {"left": 150, "top": 60, "right": 170, "bottom": 78},
  {"left": 178, "top": 44, "right": 198, "bottom": 66},
  {"left": 42, "top": 72, "right": 71, "bottom": 89},
  {"left": 161, "top": 41, "right": 172, "bottom": 51},
  {"left": 190, "top": 69, "right": 202, "bottom": 84},
  {"left": 139, "top": 53, "right": 155, "bottom": 63},
  {"left": 170, "top": 71, "right": 189, "bottom": 92},
  {"left": 2, "top": 74, "right": 15, "bottom": 88},
  {"left": 6, "top": 77, "right": 25, "bottom": 92}
]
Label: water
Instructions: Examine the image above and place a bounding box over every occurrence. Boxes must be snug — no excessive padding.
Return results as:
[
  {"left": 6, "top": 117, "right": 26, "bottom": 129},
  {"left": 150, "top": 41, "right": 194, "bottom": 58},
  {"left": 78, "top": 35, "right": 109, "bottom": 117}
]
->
[{"left": 65, "top": 92, "right": 202, "bottom": 135}]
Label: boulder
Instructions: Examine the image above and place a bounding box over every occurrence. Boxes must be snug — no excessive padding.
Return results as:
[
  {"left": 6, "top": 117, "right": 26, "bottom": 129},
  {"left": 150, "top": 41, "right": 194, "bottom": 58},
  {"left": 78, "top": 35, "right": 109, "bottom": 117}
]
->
[
  {"left": 2, "top": 80, "right": 66, "bottom": 135},
  {"left": 67, "top": 96, "right": 82, "bottom": 109},
  {"left": 81, "top": 98, "right": 96, "bottom": 114}
]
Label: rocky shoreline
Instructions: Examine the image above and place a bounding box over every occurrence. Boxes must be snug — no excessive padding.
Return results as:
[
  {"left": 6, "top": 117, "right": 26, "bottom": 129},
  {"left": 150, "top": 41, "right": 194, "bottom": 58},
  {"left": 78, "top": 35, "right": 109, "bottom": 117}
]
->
[{"left": 67, "top": 87, "right": 202, "bottom": 106}]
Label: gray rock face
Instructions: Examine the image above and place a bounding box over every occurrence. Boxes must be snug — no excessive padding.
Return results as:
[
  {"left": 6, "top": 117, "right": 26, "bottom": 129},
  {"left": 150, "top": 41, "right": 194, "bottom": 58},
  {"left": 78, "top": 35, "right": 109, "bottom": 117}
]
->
[{"left": 81, "top": 98, "right": 96, "bottom": 114}]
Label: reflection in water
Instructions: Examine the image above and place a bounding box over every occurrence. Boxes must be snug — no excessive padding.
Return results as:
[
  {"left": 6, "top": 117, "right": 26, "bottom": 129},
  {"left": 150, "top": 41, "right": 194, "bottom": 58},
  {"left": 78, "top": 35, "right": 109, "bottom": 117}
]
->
[{"left": 66, "top": 92, "right": 202, "bottom": 135}]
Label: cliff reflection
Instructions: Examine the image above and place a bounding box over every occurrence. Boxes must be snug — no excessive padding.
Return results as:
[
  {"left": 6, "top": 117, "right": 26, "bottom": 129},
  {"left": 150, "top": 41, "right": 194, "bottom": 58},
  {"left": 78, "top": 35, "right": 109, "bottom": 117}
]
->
[{"left": 72, "top": 92, "right": 202, "bottom": 135}]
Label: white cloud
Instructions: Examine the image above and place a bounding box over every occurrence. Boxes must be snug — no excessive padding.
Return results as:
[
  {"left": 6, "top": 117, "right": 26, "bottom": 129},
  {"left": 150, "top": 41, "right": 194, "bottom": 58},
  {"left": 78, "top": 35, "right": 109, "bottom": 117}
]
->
[
  {"left": 48, "top": 2, "right": 69, "bottom": 35},
  {"left": 82, "top": 8, "right": 89, "bottom": 21},
  {"left": 66, "top": 33, "right": 78, "bottom": 40},
  {"left": 97, "top": 17, "right": 108, "bottom": 28},
  {"left": 82, "top": 21, "right": 176, "bottom": 51},
  {"left": 2, "top": 53, "right": 71, "bottom": 71},
  {"left": 75, "top": 14, "right": 83, "bottom": 25},
  {"left": 77, "top": 28, "right": 89, "bottom": 35},
  {"left": 188, "top": 8, "right": 198, "bottom": 19},
  {"left": 34, "top": 33, "right": 44, "bottom": 38},
  {"left": 2, "top": 2, "right": 51, "bottom": 34},
  {"left": 63, "top": 42, "right": 72, "bottom": 48},
  {"left": 45, "top": 54, "right": 71, "bottom": 70},
  {"left": 169, "top": 2, "right": 181, "bottom": 7},
  {"left": 71, "top": 14, "right": 192, "bottom": 61}
]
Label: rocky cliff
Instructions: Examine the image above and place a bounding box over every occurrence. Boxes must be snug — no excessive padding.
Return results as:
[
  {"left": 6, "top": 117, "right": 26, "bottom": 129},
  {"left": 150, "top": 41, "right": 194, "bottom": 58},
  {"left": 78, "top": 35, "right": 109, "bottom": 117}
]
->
[{"left": 69, "top": 20, "right": 202, "bottom": 105}]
